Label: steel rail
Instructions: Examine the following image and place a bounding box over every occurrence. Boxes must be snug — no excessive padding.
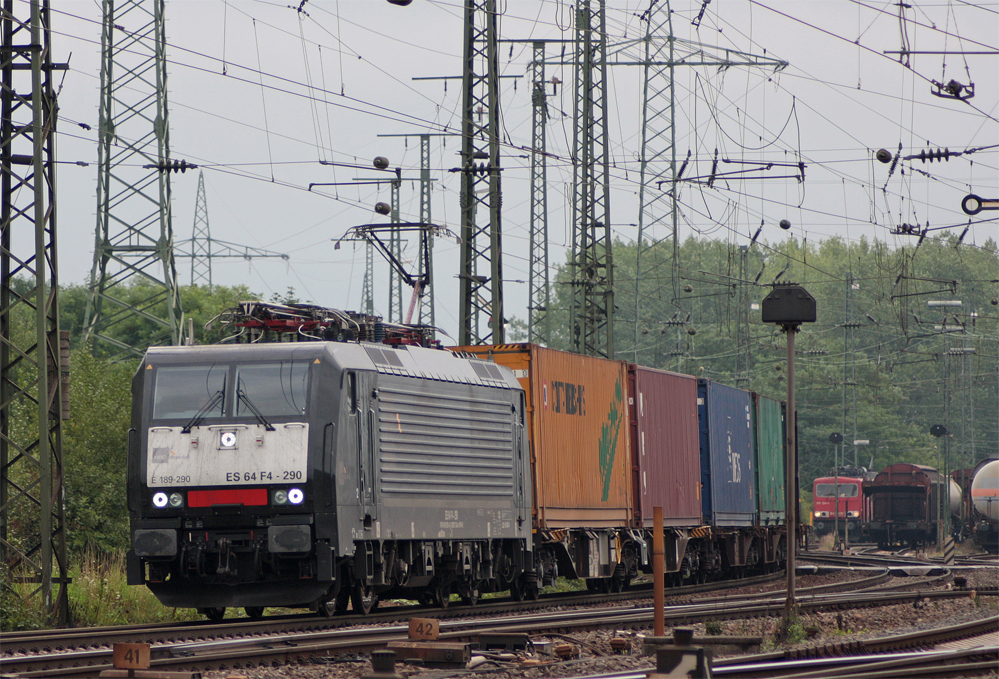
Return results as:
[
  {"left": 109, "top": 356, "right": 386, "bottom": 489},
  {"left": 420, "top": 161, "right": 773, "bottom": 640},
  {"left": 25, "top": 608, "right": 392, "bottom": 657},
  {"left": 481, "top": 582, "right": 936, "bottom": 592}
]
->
[
  {"left": 2, "top": 571, "right": 786, "bottom": 655},
  {"left": 4, "top": 584, "right": 993, "bottom": 677}
]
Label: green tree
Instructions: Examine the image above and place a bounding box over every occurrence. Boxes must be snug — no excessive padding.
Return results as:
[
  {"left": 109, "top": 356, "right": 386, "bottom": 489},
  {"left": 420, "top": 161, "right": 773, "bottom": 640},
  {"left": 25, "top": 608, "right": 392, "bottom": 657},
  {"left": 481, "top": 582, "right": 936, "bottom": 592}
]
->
[{"left": 62, "top": 351, "right": 135, "bottom": 555}]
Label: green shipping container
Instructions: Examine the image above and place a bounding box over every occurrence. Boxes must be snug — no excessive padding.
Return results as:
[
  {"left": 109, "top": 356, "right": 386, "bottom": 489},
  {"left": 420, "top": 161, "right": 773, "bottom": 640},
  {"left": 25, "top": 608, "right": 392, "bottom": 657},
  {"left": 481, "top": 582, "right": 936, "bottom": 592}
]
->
[{"left": 752, "top": 393, "right": 786, "bottom": 525}]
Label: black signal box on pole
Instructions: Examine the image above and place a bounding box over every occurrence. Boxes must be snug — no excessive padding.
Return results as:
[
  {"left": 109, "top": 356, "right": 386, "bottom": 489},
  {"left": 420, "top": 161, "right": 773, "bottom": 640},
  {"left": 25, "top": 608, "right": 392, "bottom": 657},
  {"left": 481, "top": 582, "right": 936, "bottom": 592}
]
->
[{"left": 762, "top": 285, "right": 817, "bottom": 326}]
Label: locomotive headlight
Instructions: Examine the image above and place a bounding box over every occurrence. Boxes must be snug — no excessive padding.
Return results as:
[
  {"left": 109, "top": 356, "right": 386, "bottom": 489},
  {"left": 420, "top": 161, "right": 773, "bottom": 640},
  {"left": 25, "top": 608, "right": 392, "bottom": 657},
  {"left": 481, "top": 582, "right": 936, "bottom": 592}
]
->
[
  {"left": 813, "top": 511, "right": 820, "bottom": 518},
  {"left": 152, "top": 492, "right": 169, "bottom": 508},
  {"left": 273, "top": 489, "right": 289, "bottom": 505},
  {"left": 288, "top": 488, "right": 305, "bottom": 505},
  {"left": 847, "top": 511, "right": 859, "bottom": 518},
  {"left": 169, "top": 493, "right": 184, "bottom": 508}
]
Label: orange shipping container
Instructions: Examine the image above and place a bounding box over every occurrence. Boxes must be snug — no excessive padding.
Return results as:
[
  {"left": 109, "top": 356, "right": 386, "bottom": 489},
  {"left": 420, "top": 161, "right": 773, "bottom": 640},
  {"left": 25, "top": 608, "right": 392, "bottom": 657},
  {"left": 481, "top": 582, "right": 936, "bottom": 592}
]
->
[{"left": 452, "top": 344, "right": 633, "bottom": 528}]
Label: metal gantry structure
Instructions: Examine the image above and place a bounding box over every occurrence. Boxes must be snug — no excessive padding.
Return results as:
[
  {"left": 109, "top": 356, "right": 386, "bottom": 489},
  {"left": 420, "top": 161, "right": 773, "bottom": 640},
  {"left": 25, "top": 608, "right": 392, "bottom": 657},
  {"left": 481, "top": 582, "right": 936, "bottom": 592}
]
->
[
  {"left": 377, "top": 134, "right": 441, "bottom": 330},
  {"left": 0, "top": 0, "right": 69, "bottom": 623},
  {"left": 178, "top": 171, "right": 289, "bottom": 291},
  {"left": 389, "top": 173, "right": 403, "bottom": 323},
  {"left": 630, "top": 2, "right": 788, "bottom": 368},
  {"left": 82, "top": 0, "right": 183, "bottom": 358},
  {"left": 528, "top": 41, "right": 552, "bottom": 347},
  {"left": 189, "top": 170, "right": 212, "bottom": 287},
  {"left": 569, "top": 0, "right": 613, "bottom": 359},
  {"left": 458, "top": 0, "right": 504, "bottom": 347}
]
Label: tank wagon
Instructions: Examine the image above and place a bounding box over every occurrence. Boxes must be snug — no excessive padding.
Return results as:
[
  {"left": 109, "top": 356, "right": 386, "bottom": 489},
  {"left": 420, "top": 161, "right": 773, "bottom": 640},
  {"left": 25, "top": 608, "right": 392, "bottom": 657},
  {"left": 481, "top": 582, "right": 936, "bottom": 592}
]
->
[
  {"left": 128, "top": 302, "right": 788, "bottom": 619},
  {"left": 864, "top": 463, "right": 961, "bottom": 549},
  {"left": 968, "top": 457, "right": 999, "bottom": 553}
]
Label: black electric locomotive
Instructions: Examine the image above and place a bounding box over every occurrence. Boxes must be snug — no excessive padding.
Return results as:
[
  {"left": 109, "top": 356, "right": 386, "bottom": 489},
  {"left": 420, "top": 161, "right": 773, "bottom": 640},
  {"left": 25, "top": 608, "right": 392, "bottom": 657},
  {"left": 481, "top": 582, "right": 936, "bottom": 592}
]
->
[{"left": 127, "top": 338, "right": 532, "bottom": 619}]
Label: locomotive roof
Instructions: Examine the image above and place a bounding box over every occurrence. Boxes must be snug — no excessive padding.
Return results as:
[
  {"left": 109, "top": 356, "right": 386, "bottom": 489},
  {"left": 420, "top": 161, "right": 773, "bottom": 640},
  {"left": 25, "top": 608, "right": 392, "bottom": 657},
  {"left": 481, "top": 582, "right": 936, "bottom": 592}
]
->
[{"left": 141, "top": 341, "right": 521, "bottom": 390}]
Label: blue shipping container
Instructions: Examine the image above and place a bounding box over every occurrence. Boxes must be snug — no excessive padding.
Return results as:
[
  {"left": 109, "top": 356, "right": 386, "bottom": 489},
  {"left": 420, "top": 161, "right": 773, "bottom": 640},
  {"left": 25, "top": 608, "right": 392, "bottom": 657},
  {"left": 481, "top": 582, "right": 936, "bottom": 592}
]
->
[{"left": 698, "top": 379, "right": 755, "bottom": 526}]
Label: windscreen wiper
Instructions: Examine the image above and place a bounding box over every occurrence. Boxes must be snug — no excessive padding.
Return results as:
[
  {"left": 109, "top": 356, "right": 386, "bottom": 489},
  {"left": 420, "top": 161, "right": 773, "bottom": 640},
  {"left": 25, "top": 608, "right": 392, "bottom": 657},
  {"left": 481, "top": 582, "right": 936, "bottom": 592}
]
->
[
  {"left": 182, "top": 381, "right": 226, "bottom": 434},
  {"left": 237, "top": 388, "right": 276, "bottom": 431}
]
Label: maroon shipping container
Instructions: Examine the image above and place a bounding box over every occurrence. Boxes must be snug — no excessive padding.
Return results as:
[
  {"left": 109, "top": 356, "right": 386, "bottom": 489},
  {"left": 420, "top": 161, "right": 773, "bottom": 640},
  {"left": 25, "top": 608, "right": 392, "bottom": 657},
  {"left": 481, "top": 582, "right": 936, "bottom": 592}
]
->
[{"left": 628, "top": 365, "right": 701, "bottom": 527}]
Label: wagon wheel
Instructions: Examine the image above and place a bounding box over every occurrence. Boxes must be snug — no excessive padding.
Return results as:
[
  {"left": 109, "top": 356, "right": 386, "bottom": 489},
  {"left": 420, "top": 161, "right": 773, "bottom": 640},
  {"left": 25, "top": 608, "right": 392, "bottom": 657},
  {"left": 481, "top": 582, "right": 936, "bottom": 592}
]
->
[
  {"left": 316, "top": 586, "right": 350, "bottom": 618},
  {"left": 351, "top": 583, "right": 379, "bottom": 615},
  {"left": 609, "top": 564, "right": 627, "bottom": 593},
  {"left": 460, "top": 580, "right": 481, "bottom": 606},
  {"left": 509, "top": 577, "right": 525, "bottom": 601},
  {"left": 523, "top": 581, "right": 540, "bottom": 600},
  {"left": 434, "top": 580, "right": 452, "bottom": 609},
  {"left": 244, "top": 606, "right": 265, "bottom": 619},
  {"left": 418, "top": 591, "right": 436, "bottom": 607},
  {"left": 200, "top": 607, "right": 226, "bottom": 622}
]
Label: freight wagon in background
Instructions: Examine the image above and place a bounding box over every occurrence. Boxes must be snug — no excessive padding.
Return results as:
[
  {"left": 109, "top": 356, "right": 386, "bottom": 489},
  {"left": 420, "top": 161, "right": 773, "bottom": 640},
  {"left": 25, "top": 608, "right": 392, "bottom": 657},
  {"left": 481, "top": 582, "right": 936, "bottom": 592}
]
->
[
  {"left": 865, "top": 463, "right": 962, "bottom": 549},
  {"left": 967, "top": 457, "right": 999, "bottom": 553}
]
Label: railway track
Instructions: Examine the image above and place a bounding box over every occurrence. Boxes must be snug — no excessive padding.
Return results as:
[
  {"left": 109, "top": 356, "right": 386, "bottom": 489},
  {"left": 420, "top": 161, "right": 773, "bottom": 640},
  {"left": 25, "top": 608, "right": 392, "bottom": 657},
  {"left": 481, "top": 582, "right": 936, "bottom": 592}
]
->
[
  {"left": 2, "top": 571, "right": 783, "bottom": 655},
  {"left": 711, "top": 615, "right": 999, "bottom": 677},
  {"left": 4, "top": 570, "right": 993, "bottom": 678}
]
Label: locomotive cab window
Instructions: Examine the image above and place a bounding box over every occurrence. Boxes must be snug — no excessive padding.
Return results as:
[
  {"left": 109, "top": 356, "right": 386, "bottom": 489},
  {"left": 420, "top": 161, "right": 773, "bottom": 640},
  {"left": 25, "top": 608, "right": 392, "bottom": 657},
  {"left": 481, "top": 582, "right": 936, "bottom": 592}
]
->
[
  {"left": 152, "top": 365, "right": 226, "bottom": 420},
  {"left": 234, "top": 361, "right": 309, "bottom": 418},
  {"left": 815, "top": 483, "right": 859, "bottom": 498}
]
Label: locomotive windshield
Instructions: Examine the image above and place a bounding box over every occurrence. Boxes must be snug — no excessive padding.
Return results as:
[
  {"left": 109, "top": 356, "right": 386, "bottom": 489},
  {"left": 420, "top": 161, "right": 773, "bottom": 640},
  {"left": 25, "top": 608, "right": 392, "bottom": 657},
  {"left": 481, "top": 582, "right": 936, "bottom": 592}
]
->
[
  {"left": 234, "top": 362, "right": 309, "bottom": 417},
  {"left": 151, "top": 360, "right": 309, "bottom": 421},
  {"left": 153, "top": 365, "right": 226, "bottom": 420},
  {"left": 815, "top": 482, "right": 859, "bottom": 498}
]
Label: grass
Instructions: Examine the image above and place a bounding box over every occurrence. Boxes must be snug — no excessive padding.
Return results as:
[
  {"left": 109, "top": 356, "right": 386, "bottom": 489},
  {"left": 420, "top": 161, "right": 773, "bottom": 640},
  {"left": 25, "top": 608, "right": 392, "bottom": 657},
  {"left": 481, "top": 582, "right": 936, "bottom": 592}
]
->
[{"left": 2, "top": 549, "right": 199, "bottom": 631}]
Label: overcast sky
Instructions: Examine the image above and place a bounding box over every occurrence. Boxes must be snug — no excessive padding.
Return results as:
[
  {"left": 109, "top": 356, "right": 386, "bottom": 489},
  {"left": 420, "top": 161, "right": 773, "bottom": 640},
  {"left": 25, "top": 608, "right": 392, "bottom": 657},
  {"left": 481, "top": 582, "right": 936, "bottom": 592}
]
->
[{"left": 38, "top": 0, "right": 999, "bottom": 340}]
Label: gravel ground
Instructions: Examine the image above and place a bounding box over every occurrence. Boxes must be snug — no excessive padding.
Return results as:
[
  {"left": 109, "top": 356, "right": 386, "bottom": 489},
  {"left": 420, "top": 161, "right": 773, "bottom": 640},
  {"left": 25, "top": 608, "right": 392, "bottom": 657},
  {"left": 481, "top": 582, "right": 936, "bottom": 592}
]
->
[{"left": 204, "top": 567, "right": 999, "bottom": 679}]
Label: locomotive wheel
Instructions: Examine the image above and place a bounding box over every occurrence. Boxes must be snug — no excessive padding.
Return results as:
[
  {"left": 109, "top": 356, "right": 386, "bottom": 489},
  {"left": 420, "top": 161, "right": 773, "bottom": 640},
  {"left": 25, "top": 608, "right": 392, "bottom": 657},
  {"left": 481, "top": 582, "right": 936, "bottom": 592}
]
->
[
  {"left": 524, "top": 582, "right": 540, "bottom": 600},
  {"left": 200, "top": 607, "right": 226, "bottom": 621},
  {"left": 509, "top": 578, "right": 525, "bottom": 601},
  {"left": 351, "top": 583, "right": 379, "bottom": 615},
  {"left": 244, "top": 606, "right": 265, "bottom": 619}
]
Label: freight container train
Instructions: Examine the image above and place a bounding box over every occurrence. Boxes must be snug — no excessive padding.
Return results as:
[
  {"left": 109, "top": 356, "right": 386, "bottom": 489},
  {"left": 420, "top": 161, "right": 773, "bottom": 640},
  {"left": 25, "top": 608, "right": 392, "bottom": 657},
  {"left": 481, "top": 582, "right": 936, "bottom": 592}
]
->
[{"left": 126, "top": 302, "right": 788, "bottom": 619}]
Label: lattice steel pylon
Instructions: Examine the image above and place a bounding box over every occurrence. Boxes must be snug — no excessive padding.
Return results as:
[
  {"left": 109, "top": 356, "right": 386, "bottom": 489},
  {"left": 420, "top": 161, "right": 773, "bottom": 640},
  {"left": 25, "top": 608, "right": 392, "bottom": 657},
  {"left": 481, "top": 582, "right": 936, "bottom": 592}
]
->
[
  {"left": 362, "top": 239, "right": 375, "bottom": 316},
  {"left": 529, "top": 41, "right": 551, "bottom": 347},
  {"left": 1, "top": 0, "right": 70, "bottom": 623},
  {"left": 178, "top": 170, "right": 289, "bottom": 291},
  {"left": 82, "top": 0, "right": 183, "bottom": 357},
  {"left": 415, "top": 135, "right": 435, "bottom": 331},
  {"left": 632, "top": 2, "right": 787, "bottom": 367},
  {"left": 378, "top": 132, "right": 440, "bottom": 332},
  {"left": 189, "top": 171, "right": 211, "bottom": 287},
  {"left": 570, "top": 0, "right": 613, "bottom": 358},
  {"left": 389, "top": 174, "right": 402, "bottom": 323},
  {"left": 457, "top": 0, "right": 503, "bottom": 347}
]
